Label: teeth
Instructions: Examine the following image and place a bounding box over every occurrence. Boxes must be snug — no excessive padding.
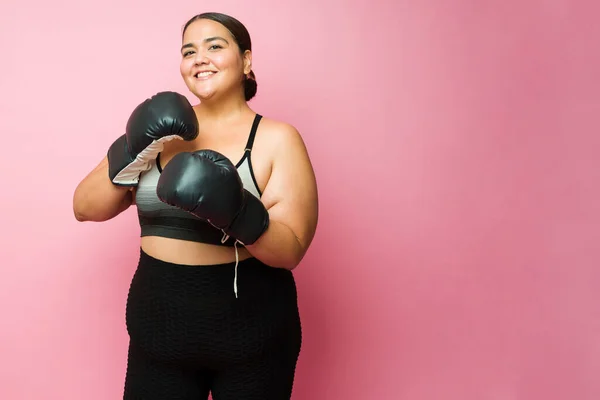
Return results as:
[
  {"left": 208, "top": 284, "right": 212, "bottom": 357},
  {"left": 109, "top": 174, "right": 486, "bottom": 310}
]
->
[{"left": 196, "top": 71, "right": 214, "bottom": 78}]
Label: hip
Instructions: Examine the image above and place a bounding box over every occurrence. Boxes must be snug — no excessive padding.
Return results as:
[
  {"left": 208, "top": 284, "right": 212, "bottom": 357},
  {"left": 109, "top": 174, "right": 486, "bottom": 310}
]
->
[{"left": 125, "top": 248, "right": 301, "bottom": 363}]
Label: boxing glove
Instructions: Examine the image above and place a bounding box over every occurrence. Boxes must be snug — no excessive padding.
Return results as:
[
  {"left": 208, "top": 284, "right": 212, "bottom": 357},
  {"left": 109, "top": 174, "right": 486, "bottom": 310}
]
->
[
  {"left": 107, "top": 91, "right": 199, "bottom": 186},
  {"left": 156, "top": 150, "right": 269, "bottom": 245}
]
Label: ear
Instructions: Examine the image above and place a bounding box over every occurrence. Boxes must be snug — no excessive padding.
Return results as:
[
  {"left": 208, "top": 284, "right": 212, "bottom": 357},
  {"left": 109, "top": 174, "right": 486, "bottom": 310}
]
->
[{"left": 243, "top": 50, "right": 252, "bottom": 75}]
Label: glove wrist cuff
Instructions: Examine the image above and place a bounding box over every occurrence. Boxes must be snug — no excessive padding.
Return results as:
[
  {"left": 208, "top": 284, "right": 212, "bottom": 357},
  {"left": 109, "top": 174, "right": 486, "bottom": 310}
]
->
[
  {"left": 107, "top": 135, "right": 134, "bottom": 185},
  {"left": 226, "top": 191, "right": 269, "bottom": 245}
]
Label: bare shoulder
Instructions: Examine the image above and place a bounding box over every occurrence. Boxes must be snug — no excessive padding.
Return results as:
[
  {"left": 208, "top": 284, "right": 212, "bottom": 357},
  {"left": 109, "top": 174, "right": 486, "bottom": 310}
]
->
[
  {"left": 253, "top": 115, "right": 312, "bottom": 174},
  {"left": 256, "top": 116, "right": 307, "bottom": 150}
]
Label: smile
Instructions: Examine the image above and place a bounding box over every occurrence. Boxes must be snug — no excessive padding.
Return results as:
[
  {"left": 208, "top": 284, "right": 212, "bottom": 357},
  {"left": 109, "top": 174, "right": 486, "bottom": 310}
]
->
[{"left": 195, "top": 71, "right": 216, "bottom": 80}]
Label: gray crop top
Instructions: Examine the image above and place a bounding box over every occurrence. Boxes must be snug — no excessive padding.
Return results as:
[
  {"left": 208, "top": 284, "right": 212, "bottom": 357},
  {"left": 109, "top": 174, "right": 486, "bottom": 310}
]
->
[{"left": 135, "top": 114, "right": 263, "bottom": 246}]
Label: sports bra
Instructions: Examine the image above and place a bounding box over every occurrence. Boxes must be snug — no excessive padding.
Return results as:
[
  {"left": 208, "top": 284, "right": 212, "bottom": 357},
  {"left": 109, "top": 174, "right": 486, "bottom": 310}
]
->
[{"left": 135, "top": 114, "right": 264, "bottom": 246}]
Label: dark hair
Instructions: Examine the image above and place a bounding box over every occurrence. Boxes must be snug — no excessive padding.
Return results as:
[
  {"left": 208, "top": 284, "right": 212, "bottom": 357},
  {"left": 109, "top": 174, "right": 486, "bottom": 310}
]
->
[{"left": 182, "top": 12, "right": 257, "bottom": 101}]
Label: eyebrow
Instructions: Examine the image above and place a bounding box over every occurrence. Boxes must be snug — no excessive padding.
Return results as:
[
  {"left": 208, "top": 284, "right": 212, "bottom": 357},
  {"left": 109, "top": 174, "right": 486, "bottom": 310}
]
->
[{"left": 181, "top": 36, "right": 229, "bottom": 51}]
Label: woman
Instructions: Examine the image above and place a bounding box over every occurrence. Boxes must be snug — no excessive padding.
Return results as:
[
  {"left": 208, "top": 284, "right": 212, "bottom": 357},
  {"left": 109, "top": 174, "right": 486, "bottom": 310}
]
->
[{"left": 73, "top": 11, "right": 318, "bottom": 400}]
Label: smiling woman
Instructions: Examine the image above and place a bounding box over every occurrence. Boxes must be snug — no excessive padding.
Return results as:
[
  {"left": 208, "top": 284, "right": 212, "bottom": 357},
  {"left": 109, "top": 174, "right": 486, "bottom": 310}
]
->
[
  {"left": 72, "top": 11, "right": 318, "bottom": 400},
  {"left": 180, "top": 13, "right": 258, "bottom": 103}
]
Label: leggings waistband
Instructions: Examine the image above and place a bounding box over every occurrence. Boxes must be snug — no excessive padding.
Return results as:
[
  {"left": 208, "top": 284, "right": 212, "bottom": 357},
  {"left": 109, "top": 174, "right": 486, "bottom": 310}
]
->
[{"left": 135, "top": 248, "right": 296, "bottom": 301}]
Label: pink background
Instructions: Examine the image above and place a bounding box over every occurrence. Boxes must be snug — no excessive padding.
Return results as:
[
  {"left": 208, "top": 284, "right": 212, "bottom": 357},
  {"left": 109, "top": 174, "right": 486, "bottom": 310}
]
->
[{"left": 1, "top": 1, "right": 599, "bottom": 399}]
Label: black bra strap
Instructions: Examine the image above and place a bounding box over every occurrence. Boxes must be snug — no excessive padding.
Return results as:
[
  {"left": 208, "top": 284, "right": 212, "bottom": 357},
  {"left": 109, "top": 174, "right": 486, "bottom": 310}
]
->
[{"left": 244, "top": 114, "right": 262, "bottom": 152}]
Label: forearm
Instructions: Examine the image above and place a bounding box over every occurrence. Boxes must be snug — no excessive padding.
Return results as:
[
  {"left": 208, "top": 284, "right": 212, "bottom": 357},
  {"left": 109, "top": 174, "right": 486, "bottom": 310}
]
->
[
  {"left": 244, "top": 218, "right": 306, "bottom": 270},
  {"left": 73, "top": 157, "right": 133, "bottom": 222}
]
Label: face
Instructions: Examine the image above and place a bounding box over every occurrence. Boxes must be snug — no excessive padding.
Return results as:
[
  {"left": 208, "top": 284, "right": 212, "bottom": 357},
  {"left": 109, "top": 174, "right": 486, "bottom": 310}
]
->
[{"left": 180, "top": 19, "right": 251, "bottom": 101}]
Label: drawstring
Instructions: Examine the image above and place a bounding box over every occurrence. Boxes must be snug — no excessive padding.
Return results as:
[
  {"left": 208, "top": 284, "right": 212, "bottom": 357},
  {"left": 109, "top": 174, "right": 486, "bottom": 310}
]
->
[
  {"left": 221, "top": 231, "right": 241, "bottom": 299},
  {"left": 233, "top": 240, "right": 240, "bottom": 298}
]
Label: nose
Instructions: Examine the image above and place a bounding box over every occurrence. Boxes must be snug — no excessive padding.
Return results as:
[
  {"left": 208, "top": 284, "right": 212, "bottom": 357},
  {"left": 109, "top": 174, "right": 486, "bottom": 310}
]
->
[{"left": 193, "top": 50, "right": 209, "bottom": 66}]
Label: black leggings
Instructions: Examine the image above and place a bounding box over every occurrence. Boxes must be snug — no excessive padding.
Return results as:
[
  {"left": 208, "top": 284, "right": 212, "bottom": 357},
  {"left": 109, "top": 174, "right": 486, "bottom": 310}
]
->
[{"left": 123, "top": 249, "right": 302, "bottom": 400}]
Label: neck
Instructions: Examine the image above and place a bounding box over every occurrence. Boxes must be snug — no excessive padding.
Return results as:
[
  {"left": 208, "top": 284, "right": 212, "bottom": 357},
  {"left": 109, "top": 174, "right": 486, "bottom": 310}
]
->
[{"left": 196, "top": 92, "right": 251, "bottom": 123}]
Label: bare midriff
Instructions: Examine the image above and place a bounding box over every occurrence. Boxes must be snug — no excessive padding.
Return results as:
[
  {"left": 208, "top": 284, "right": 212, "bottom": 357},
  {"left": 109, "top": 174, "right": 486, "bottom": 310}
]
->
[{"left": 140, "top": 236, "right": 253, "bottom": 266}]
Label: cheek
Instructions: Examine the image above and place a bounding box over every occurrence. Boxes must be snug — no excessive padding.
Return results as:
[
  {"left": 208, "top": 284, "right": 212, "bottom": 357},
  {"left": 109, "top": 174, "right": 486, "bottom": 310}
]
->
[
  {"left": 212, "top": 53, "right": 238, "bottom": 70},
  {"left": 180, "top": 59, "right": 193, "bottom": 76}
]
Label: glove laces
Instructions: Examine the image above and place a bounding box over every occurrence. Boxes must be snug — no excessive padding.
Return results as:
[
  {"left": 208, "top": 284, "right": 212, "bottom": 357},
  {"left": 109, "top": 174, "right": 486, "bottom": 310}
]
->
[{"left": 221, "top": 232, "right": 242, "bottom": 298}]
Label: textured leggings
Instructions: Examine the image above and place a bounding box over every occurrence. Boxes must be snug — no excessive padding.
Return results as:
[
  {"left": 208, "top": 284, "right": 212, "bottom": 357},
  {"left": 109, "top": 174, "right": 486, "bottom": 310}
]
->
[{"left": 123, "top": 249, "right": 302, "bottom": 400}]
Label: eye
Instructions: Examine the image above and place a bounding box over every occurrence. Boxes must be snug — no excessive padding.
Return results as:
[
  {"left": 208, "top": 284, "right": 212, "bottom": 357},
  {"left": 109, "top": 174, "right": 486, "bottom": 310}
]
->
[
  {"left": 209, "top": 44, "right": 223, "bottom": 50},
  {"left": 183, "top": 50, "right": 195, "bottom": 57}
]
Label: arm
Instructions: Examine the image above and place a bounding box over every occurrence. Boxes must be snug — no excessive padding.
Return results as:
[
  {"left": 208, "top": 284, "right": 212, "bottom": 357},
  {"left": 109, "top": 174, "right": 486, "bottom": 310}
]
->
[
  {"left": 72, "top": 156, "right": 134, "bottom": 222},
  {"left": 244, "top": 125, "right": 319, "bottom": 270},
  {"left": 73, "top": 91, "right": 198, "bottom": 222}
]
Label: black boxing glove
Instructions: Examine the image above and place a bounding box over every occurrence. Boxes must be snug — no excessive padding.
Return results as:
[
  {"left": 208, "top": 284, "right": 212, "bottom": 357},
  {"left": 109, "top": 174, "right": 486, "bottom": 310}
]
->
[
  {"left": 156, "top": 150, "right": 269, "bottom": 245},
  {"left": 107, "top": 91, "right": 199, "bottom": 186}
]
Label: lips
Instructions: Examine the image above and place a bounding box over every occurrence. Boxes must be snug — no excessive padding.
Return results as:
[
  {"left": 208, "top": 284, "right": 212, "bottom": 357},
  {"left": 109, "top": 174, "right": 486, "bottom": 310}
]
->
[{"left": 194, "top": 71, "right": 216, "bottom": 79}]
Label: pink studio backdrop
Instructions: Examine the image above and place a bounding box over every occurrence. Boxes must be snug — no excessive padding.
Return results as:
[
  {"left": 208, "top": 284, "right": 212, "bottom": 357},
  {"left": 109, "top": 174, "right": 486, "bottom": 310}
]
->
[{"left": 1, "top": 1, "right": 599, "bottom": 399}]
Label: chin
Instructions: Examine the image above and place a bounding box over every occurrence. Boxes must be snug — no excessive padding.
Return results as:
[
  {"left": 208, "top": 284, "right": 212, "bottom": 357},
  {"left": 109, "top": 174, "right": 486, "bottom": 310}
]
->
[
  {"left": 193, "top": 91, "right": 217, "bottom": 102},
  {"left": 187, "top": 85, "right": 215, "bottom": 101}
]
